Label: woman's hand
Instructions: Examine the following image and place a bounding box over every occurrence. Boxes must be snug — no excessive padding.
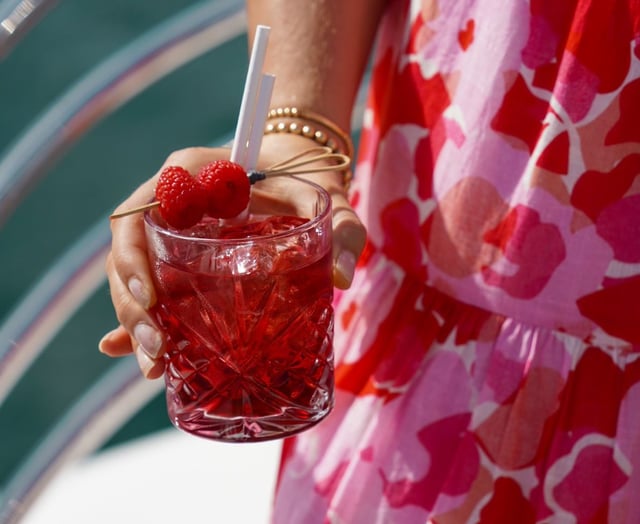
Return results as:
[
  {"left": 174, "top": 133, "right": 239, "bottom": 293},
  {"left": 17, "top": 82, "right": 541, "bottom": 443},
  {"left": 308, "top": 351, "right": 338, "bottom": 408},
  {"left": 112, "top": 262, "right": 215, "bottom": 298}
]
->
[
  {"left": 258, "top": 133, "right": 367, "bottom": 287},
  {"left": 99, "top": 138, "right": 366, "bottom": 379},
  {"left": 100, "top": 146, "right": 233, "bottom": 378}
]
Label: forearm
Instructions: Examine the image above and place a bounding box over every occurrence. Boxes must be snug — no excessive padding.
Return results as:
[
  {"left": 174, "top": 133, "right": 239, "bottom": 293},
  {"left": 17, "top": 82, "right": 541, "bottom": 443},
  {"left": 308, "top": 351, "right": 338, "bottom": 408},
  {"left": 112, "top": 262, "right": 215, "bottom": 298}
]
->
[{"left": 246, "top": 0, "right": 387, "bottom": 132}]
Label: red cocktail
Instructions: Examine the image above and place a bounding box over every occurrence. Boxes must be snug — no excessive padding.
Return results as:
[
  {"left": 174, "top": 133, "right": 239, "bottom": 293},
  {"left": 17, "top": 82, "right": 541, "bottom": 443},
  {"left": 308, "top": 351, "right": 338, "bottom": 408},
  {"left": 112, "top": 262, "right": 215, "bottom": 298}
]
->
[{"left": 144, "top": 177, "right": 334, "bottom": 442}]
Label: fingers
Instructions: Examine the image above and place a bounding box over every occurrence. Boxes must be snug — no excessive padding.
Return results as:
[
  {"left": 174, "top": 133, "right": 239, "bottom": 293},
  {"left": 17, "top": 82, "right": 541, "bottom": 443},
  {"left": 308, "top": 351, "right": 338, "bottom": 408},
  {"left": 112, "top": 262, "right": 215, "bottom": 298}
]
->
[
  {"left": 101, "top": 147, "right": 232, "bottom": 379},
  {"left": 99, "top": 325, "right": 165, "bottom": 380},
  {"left": 106, "top": 177, "right": 166, "bottom": 379},
  {"left": 98, "top": 325, "right": 132, "bottom": 357},
  {"left": 108, "top": 146, "right": 232, "bottom": 314},
  {"left": 330, "top": 190, "right": 367, "bottom": 289},
  {"left": 101, "top": 141, "right": 365, "bottom": 387},
  {"left": 257, "top": 133, "right": 367, "bottom": 289},
  {"left": 110, "top": 177, "right": 158, "bottom": 310},
  {"left": 101, "top": 253, "right": 165, "bottom": 379}
]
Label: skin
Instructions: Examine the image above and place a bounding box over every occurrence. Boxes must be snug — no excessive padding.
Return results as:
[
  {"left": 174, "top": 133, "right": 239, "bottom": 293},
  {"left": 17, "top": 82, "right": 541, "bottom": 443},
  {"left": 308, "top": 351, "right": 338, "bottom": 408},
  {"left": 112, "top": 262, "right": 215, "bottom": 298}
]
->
[{"left": 99, "top": 0, "right": 387, "bottom": 379}]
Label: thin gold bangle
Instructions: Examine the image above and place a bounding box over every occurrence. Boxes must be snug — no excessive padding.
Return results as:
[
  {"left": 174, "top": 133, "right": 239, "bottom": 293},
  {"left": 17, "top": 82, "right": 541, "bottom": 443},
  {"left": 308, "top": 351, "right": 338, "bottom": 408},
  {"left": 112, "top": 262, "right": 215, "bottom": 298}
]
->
[
  {"left": 265, "top": 107, "right": 354, "bottom": 190},
  {"left": 264, "top": 120, "right": 353, "bottom": 190},
  {"left": 264, "top": 120, "right": 340, "bottom": 152},
  {"left": 266, "top": 107, "right": 354, "bottom": 163}
]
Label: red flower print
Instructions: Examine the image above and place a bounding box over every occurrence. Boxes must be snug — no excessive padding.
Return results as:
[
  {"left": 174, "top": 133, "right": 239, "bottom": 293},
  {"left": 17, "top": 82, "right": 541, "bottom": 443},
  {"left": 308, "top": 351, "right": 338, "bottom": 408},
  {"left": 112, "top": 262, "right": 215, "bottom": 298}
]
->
[
  {"left": 491, "top": 74, "right": 548, "bottom": 153},
  {"left": 605, "top": 78, "right": 640, "bottom": 146},
  {"left": 335, "top": 276, "right": 431, "bottom": 398},
  {"left": 414, "top": 134, "right": 435, "bottom": 201},
  {"left": 577, "top": 275, "right": 640, "bottom": 344},
  {"left": 340, "top": 300, "right": 358, "bottom": 332},
  {"left": 560, "top": 347, "right": 625, "bottom": 437},
  {"left": 478, "top": 477, "right": 537, "bottom": 524},
  {"left": 458, "top": 19, "right": 475, "bottom": 51},
  {"left": 536, "top": 130, "right": 570, "bottom": 174},
  {"left": 571, "top": 154, "right": 640, "bottom": 224},
  {"left": 369, "top": 48, "right": 451, "bottom": 142},
  {"left": 381, "top": 198, "right": 426, "bottom": 279},
  {"left": 526, "top": 0, "right": 636, "bottom": 96}
]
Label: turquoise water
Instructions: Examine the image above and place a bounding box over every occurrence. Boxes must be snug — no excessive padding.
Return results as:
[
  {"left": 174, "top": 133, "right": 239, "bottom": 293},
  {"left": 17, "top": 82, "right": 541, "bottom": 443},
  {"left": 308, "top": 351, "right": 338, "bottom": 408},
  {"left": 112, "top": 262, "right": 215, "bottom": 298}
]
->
[{"left": 0, "top": 0, "right": 247, "bottom": 486}]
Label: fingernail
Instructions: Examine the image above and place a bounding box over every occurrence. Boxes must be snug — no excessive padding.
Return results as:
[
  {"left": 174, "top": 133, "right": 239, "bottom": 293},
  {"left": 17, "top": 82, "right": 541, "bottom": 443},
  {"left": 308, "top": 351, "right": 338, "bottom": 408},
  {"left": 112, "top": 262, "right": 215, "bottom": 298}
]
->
[
  {"left": 128, "top": 277, "right": 150, "bottom": 309},
  {"left": 98, "top": 329, "right": 118, "bottom": 353},
  {"left": 133, "top": 323, "right": 162, "bottom": 358},
  {"left": 336, "top": 250, "right": 357, "bottom": 286},
  {"left": 135, "top": 346, "right": 156, "bottom": 378}
]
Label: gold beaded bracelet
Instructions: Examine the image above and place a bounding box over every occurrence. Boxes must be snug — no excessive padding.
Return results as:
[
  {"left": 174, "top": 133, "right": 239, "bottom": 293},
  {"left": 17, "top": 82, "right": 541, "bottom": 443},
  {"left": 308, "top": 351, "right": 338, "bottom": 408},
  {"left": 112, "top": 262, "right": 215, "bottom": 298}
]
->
[{"left": 264, "top": 106, "right": 355, "bottom": 190}]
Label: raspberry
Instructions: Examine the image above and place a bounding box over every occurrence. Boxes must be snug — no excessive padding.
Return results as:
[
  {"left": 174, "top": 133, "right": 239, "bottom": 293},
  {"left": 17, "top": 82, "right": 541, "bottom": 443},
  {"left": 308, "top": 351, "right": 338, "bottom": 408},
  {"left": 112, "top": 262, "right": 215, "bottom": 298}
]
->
[
  {"left": 155, "top": 166, "right": 206, "bottom": 229},
  {"left": 197, "top": 160, "right": 250, "bottom": 219}
]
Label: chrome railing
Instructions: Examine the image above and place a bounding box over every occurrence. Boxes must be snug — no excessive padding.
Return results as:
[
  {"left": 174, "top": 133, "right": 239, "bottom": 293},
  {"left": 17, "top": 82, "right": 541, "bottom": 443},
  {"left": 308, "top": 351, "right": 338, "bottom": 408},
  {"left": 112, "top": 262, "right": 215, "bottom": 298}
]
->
[{"left": 0, "top": 0, "right": 58, "bottom": 59}]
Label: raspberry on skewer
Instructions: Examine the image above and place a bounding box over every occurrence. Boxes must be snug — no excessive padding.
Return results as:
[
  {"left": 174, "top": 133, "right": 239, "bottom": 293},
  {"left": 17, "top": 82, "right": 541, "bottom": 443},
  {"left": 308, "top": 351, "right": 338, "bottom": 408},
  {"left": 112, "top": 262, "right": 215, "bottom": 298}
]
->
[
  {"left": 155, "top": 166, "right": 207, "bottom": 229},
  {"left": 109, "top": 147, "right": 351, "bottom": 228},
  {"left": 197, "top": 160, "right": 251, "bottom": 219}
]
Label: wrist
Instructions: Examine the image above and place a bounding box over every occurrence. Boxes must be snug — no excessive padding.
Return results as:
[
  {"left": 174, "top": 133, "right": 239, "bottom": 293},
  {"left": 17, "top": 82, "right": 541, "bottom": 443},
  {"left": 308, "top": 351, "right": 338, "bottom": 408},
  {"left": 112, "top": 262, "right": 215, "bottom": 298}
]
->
[
  {"left": 259, "top": 133, "right": 349, "bottom": 195},
  {"left": 265, "top": 107, "right": 354, "bottom": 159},
  {"left": 263, "top": 107, "right": 354, "bottom": 191}
]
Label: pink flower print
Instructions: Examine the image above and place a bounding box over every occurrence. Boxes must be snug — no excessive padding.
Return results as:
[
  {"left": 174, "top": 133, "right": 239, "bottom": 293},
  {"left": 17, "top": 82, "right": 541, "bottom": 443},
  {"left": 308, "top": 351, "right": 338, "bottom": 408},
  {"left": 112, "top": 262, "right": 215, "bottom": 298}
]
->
[
  {"left": 381, "top": 413, "right": 479, "bottom": 511},
  {"left": 424, "top": 177, "right": 508, "bottom": 279},
  {"left": 481, "top": 205, "right": 566, "bottom": 299},
  {"left": 551, "top": 442, "right": 628, "bottom": 522},
  {"left": 475, "top": 366, "right": 565, "bottom": 470},
  {"left": 595, "top": 194, "right": 640, "bottom": 263}
]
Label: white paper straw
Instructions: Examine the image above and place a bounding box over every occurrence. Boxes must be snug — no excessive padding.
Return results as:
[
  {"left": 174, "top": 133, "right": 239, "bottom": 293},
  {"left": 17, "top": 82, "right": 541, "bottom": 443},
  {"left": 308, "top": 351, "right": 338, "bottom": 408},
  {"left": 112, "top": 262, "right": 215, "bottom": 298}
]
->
[
  {"left": 245, "top": 73, "right": 275, "bottom": 171},
  {"left": 230, "top": 24, "right": 271, "bottom": 167}
]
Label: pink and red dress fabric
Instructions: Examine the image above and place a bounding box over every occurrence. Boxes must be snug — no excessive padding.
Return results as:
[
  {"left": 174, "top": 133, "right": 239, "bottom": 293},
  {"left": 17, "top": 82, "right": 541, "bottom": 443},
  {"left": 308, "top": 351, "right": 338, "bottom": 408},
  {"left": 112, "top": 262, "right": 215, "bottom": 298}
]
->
[{"left": 272, "top": 0, "right": 640, "bottom": 522}]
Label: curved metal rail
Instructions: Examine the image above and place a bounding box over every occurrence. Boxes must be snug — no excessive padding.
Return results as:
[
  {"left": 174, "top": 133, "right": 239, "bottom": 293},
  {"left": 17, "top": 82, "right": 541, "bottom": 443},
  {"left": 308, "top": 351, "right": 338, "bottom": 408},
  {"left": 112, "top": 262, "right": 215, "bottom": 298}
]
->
[
  {"left": 0, "top": 359, "right": 163, "bottom": 524},
  {"left": 0, "top": 219, "right": 111, "bottom": 406},
  {"left": 0, "top": 0, "right": 244, "bottom": 408},
  {"left": 0, "top": 0, "right": 246, "bottom": 228},
  {"left": 0, "top": 1, "right": 369, "bottom": 520},
  {"left": 0, "top": 0, "right": 58, "bottom": 59},
  {"left": 0, "top": 1, "right": 245, "bottom": 521}
]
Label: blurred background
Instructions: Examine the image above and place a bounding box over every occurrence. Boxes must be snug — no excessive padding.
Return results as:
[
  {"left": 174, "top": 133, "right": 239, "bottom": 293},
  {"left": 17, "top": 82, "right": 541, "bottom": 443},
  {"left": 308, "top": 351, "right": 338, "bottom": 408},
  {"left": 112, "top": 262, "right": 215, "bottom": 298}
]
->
[{"left": 0, "top": 0, "right": 248, "bottom": 497}]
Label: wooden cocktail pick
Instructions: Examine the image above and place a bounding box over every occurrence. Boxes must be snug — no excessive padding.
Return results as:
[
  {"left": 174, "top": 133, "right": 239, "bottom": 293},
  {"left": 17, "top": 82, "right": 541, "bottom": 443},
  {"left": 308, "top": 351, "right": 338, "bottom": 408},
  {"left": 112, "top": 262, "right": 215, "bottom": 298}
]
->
[{"left": 109, "top": 147, "right": 351, "bottom": 221}]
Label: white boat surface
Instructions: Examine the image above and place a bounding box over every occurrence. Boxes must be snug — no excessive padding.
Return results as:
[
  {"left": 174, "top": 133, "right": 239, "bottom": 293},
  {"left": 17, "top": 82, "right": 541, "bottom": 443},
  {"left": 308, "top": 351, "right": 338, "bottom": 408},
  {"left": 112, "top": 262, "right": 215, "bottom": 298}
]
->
[{"left": 21, "top": 429, "right": 282, "bottom": 524}]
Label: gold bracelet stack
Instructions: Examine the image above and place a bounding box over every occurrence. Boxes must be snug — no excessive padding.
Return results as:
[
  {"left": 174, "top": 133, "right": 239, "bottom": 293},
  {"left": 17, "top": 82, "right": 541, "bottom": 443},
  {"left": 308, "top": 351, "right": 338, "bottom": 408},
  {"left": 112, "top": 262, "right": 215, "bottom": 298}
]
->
[{"left": 264, "top": 106, "right": 354, "bottom": 189}]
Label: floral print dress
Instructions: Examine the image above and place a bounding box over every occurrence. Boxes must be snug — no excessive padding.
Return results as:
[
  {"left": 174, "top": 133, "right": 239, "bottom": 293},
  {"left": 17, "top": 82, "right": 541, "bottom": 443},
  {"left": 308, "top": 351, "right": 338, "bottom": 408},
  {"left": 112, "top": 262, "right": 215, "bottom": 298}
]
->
[{"left": 272, "top": 1, "right": 640, "bottom": 522}]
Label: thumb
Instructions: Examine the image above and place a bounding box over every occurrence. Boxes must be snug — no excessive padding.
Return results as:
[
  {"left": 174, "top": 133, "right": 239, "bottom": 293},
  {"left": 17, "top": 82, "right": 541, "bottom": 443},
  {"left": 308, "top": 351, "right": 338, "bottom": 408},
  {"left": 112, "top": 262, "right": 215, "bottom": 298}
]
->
[{"left": 331, "top": 194, "right": 366, "bottom": 289}]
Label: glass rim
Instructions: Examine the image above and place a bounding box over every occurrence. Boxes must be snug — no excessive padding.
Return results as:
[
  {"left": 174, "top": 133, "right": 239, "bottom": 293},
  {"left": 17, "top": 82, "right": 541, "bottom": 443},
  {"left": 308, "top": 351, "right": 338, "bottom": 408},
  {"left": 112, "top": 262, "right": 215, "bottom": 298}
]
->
[{"left": 143, "top": 176, "right": 332, "bottom": 245}]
